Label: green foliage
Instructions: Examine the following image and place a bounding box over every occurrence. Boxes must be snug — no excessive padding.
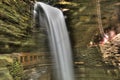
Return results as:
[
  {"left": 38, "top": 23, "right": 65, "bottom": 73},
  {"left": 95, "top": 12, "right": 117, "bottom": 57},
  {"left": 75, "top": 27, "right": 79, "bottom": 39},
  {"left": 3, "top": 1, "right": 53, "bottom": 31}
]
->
[{"left": 8, "top": 58, "right": 23, "bottom": 80}]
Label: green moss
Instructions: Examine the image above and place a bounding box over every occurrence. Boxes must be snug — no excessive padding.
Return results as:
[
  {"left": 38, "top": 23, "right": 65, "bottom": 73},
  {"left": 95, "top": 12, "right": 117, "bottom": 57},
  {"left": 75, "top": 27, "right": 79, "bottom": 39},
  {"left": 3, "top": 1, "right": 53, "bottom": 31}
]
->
[{"left": 8, "top": 58, "right": 23, "bottom": 80}]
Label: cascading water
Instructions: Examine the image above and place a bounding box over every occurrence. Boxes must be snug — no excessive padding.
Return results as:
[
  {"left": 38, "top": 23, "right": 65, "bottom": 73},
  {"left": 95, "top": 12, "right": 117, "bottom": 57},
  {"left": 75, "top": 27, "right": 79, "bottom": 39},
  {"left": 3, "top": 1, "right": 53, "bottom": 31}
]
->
[{"left": 34, "top": 2, "right": 74, "bottom": 80}]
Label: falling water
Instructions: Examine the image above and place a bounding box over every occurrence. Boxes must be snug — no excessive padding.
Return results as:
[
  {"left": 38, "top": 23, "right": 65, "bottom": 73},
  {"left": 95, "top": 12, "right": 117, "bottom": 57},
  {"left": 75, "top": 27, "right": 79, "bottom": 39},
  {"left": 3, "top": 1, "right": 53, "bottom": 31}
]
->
[{"left": 34, "top": 2, "right": 74, "bottom": 80}]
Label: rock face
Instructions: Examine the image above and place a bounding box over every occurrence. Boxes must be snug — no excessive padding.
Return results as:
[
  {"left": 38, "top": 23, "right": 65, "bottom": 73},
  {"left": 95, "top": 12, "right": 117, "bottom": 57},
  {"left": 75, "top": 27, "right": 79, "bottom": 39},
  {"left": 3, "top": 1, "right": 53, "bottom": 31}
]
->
[
  {"left": 65, "top": 0, "right": 120, "bottom": 49},
  {"left": 0, "top": 0, "right": 33, "bottom": 53},
  {"left": 0, "top": 0, "right": 49, "bottom": 53},
  {"left": 100, "top": 33, "right": 120, "bottom": 67},
  {"left": 65, "top": 0, "right": 98, "bottom": 48},
  {"left": 58, "top": 0, "right": 120, "bottom": 67},
  {"left": 60, "top": 0, "right": 120, "bottom": 58}
]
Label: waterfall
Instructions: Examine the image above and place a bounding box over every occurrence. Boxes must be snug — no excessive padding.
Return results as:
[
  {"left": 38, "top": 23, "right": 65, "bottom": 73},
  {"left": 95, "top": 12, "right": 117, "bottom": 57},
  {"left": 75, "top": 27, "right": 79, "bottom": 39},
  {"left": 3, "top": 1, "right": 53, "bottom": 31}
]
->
[{"left": 34, "top": 2, "right": 74, "bottom": 80}]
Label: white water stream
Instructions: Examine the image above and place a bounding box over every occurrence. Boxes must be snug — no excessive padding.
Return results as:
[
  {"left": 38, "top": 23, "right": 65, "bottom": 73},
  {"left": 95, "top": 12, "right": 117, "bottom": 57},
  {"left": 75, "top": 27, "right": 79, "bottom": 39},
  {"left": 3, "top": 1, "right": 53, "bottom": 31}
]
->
[{"left": 34, "top": 2, "right": 74, "bottom": 80}]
